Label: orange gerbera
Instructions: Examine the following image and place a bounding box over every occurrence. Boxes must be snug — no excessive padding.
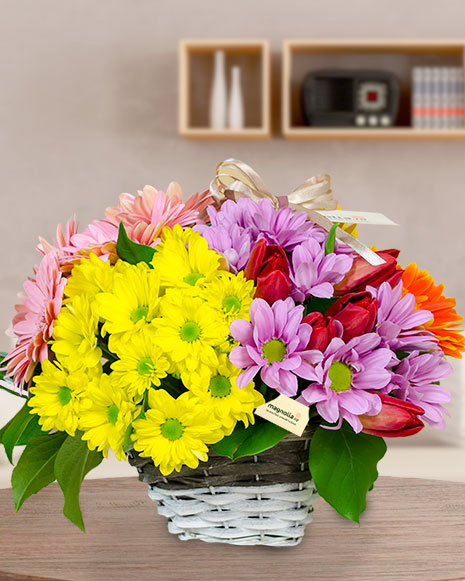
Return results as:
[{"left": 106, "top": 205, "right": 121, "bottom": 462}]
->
[{"left": 399, "top": 263, "right": 465, "bottom": 358}]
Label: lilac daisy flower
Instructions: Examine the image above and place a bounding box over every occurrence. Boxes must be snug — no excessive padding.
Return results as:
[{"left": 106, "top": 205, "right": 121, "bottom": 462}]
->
[
  {"left": 388, "top": 350, "right": 452, "bottom": 429},
  {"left": 229, "top": 298, "right": 322, "bottom": 396},
  {"left": 197, "top": 197, "right": 337, "bottom": 272},
  {"left": 196, "top": 222, "right": 251, "bottom": 273},
  {"left": 299, "top": 334, "right": 394, "bottom": 433},
  {"left": 248, "top": 199, "right": 322, "bottom": 251},
  {"left": 368, "top": 281, "right": 437, "bottom": 352},
  {"left": 195, "top": 199, "right": 256, "bottom": 271},
  {"left": 290, "top": 238, "right": 353, "bottom": 302}
]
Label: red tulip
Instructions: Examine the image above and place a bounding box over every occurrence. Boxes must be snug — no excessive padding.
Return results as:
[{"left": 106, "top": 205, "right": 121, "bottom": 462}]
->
[
  {"left": 360, "top": 393, "right": 425, "bottom": 437},
  {"left": 244, "top": 239, "right": 292, "bottom": 304},
  {"left": 254, "top": 270, "right": 292, "bottom": 304},
  {"left": 302, "top": 312, "right": 340, "bottom": 351},
  {"left": 334, "top": 249, "right": 403, "bottom": 296},
  {"left": 325, "top": 291, "right": 378, "bottom": 342}
]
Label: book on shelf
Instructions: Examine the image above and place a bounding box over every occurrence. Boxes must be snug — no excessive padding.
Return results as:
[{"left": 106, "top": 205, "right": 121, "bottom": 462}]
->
[{"left": 411, "top": 66, "right": 464, "bottom": 130}]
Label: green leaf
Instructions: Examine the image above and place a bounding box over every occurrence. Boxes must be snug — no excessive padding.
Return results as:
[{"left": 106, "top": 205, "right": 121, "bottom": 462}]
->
[
  {"left": 16, "top": 413, "right": 49, "bottom": 445},
  {"left": 122, "top": 424, "right": 135, "bottom": 453},
  {"left": 324, "top": 224, "right": 338, "bottom": 255},
  {"left": 308, "top": 422, "right": 387, "bottom": 523},
  {"left": 303, "top": 295, "right": 338, "bottom": 316},
  {"left": 211, "top": 422, "right": 249, "bottom": 459},
  {"left": 0, "top": 416, "right": 14, "bottom": 444},
  {"left": 116, "top": 222, "right": 155, "bottom": 265},
  {"left": 12, "top": 431, "right": 68, "bottom": 511},
  {"left": 54, "top": 432, "right": 103, "bottom": 531},
  {"left": 2, "top": 403, "right": 47, "bottom": 464},
  {"left": 233, "top": 421, "right": 288, "bottom": 460}
]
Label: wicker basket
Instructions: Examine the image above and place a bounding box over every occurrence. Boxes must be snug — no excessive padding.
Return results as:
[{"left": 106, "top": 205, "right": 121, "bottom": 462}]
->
[{"left": 127, "top": 429, "right": 319, "bottom": 546}]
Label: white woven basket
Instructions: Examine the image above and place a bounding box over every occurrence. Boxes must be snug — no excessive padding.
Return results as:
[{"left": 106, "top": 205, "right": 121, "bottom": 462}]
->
[
  {"left": 128, "top": 428, "right": 317, "bottom": 546},
  {"left": 148, "top": 480, "right": 319, "bottom": 546}
]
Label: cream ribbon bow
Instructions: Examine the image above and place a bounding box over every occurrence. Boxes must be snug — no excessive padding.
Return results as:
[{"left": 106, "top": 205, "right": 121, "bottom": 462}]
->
[{"left": 209, "top": 158, "right": 385, "bottom": 266}]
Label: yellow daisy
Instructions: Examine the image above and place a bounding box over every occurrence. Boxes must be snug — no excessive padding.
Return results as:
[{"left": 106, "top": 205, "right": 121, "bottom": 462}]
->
[
  {"left": 111, "top": 328, "right": 170, "bottom": 400},
  {"left": 79, "top": 373, "right": 138, "bottom": 460},
  {"left": 201, "top": 271, "right": 255, "bottom": 325},
  {"left": 51, "top": 294, "right": 102, "bottom": 369},
  {"left": 152, "top": 226, "right": 223, "bottom": 291},
  {"left": 29, "top": 359, "right": 95, "bottom": 436},
  {"left": 152, "top": 290, "right": 229, "bottom": 374},
  {"left": 65, "top": 253, "right": 125, "bottom": 300},
  {"left": 183, "top": 353, "right": 265, "bottom": 435},
  {"left": 96, "top": 261, "right": 160, "bottom": 352},
  {"left": 131, "top": 389, "right": 224, "bottom": 475}
]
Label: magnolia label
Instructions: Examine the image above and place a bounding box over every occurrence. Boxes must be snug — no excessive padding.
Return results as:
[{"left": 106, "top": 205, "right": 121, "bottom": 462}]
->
[
  {"left": 255, "top": 395, "right": 309, "bottom": 436},
  {"left": 316, "top": 210, "right": 398, "bottom": 226}
]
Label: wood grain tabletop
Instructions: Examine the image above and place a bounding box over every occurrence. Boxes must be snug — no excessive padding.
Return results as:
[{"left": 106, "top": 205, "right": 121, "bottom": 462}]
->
[{"left": 0, "top": 476, "right": 464, "bottom": 581}]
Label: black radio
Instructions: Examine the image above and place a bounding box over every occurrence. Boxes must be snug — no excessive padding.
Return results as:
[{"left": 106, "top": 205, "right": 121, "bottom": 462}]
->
[{"left": 301, "top": 70, "right": 400, "bottom": 128}]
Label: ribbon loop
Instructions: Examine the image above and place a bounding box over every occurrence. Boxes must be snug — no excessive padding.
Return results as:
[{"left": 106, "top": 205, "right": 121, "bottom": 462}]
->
[{"left": 210, "top": 158, "right": 385, "bottom": 266}]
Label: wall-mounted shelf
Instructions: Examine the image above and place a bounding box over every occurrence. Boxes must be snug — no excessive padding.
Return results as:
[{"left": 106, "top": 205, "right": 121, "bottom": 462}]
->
[
  {"left": 282, "top": 39, "right": 465, "bottom": 139},
  {"left": 178, "top": 38, "right": 465, "bottom": 140},
  {"left": 178, "top": 39, "right": 271, "bottom": 140}
]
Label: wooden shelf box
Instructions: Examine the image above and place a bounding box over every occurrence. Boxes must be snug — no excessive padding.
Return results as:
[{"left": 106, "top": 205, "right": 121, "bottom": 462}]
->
[
  {"left": 282, "top": 39, "right": 465, "bottom": 139},
  {"left": 179, "top": 39, "right": 271, "bottom": 139}
]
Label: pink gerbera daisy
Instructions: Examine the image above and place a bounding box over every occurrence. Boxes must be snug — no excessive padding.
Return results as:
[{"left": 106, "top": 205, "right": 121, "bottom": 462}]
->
[
  {"left": 2, "top": 252, "right": 66, "bottom": 392},
  {"left": 105, "top": 182, "right": 213, "bottom": 246}
]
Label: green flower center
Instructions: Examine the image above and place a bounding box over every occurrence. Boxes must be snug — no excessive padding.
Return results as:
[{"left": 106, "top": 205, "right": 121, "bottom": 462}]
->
[
  {"left": 262, "top": 339, "right": 287, "bottom": 364},
  {"left": 183, "top": 272, "right": 204, "bottom": 286},
  {"left": 209, "top": 375, "right": 232, "bottom": 398},
  {"left": 58, "top": 386, "right": 72, "bottom": 406},
  {"left": 328, "top": 361, "right": 353, "bottom": 393},
  {"left": 222, "top": 295, "right": 241, "bottom": 313},
  {"left": 137, "top": 356, "right": 154, "bottom": 376},
  {"left": 107, "top": 404, "right": 119, "bottom": 425},
  {"left": 160, "top": 418, "right": 184, "bottom": 441},
  {"left": 179, "top": 320, "right": 201, "bottom": 343},
  {"left": 130, "top": 305, "right": 149, "bottom": 323}
]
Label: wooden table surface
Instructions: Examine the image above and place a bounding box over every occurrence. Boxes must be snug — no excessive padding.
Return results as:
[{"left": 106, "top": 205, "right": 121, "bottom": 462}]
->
[{"left": 0, "top": 476, "right": 464, "bottom": 581}]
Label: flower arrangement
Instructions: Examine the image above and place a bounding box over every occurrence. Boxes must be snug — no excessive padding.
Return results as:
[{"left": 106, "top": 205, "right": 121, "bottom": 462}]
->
[{"left": 0, "top": 160, "right": 463, "bottom": 538}]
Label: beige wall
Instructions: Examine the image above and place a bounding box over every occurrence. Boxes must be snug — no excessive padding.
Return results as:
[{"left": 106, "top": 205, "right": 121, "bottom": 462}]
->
[
  {"left": 1, "top": 0, "right": 465, "bottom": 348},
  {"left": 1, "top": 0, "right": 465, "bottom": 480}
]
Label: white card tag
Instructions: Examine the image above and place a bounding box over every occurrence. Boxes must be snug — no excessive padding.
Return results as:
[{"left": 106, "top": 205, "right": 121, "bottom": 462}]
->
[
  {"left": 254, "top": 395, "right": 309, "bottom": 436},
  {"left": 315, "top": 210, "right": 398, "bottom": 226}
]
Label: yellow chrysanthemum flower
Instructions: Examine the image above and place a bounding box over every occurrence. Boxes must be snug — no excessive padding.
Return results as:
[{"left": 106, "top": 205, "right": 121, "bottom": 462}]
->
[
  {"left": 51, "top": 294, "right": 102, "bottom": 369},
  {"left": 111, "top": 328, "right": 170, "bottom": 400},
  {"left": 65, "top": 253, "right": 125, "bottom": 300},
  {"left": 152, "top": 290, "right": 229, "bottom": 374},
  {"left": 160, "top": 223, "right": 198, "bottom": 245},
  {"left": 183, "top": 353, "right": 265, "bottom": 435},
  {"left": 96, "top": 261, "right": 160, "bottom": 352},
  {"left": 151, "top": 226, "right": 224, "bottom": 291},
  {"left": 79, "top": 373, "right": 138, "bottom": 460},
  {"left": 131, "top": 389, "right": 224, "bottom": 475},
  {"left": 29, "top": 359, "right": 97, "bottom": 436},
  {"left": 201, "top": 271, "right": 255, "bottom": 325}
]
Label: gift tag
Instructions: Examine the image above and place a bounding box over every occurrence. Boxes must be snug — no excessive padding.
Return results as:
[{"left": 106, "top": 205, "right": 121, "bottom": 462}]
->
[
  {"left": 255, "top": 395, "right": 309, "bottom": 436},
  {"left": 316, "top": 210, "right": 398, "bottom": 226}
]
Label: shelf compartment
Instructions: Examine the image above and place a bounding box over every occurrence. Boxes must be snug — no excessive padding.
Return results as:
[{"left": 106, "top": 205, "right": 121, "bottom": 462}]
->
[
  {"left": 282, "top": 39, "right": 465, "bottom": 139},
  {"left": 179, "top": 39, "right": 271, "bottom": 139}
]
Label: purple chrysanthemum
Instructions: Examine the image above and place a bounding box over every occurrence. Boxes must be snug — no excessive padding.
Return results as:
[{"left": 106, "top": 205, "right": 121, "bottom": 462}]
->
[
  {"left": 299, "top": 334, "right": 394, "bottom": 433},
  {"left": 388, "top": 350, "right": 452, "bottom": 429},
  {"left": 229, "top": 297, "right": 322, "bottom": 396},
  {"left": 368, "top": 281, "right": 437, "bottom": 352},
  {"left": 196, "top": 197, "right": 340, "bottom": 272},
  {"left": 247, "top": 199, "right": 323, "bottom": 251},
  {"left": 290, "top": 238, "right": 353, "bottom": 302}
]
